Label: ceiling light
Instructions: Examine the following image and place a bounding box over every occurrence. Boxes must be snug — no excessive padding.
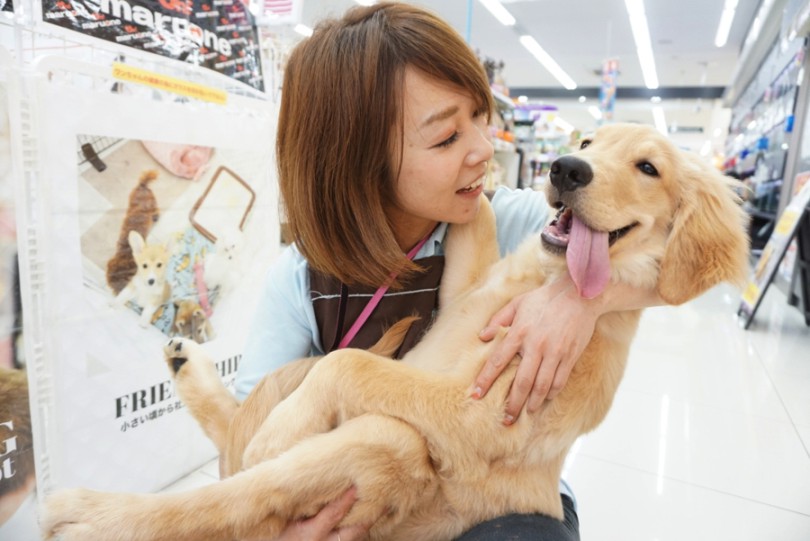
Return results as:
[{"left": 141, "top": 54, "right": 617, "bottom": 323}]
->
[
  {"left": 479, "top": 0, "right": 516, "bottom": 26},
  {"left": 294, "top": 24, "right": 313, "bottom": 37},
  {"left": 650, "top": 96, "right": 662, "bottom": 103},
  {"left": 519, "top": 35, "right": 577, "bottom": 90},
  {"left": 588, "top": 105, "right": 602, "bottom": 120},
  {"left": 714, "top": 0, "right": 738, "bottom": 47},
  {"left": 624, "top": 0, "right": 659, "bottom": 89},
  {"left": 741, "top": 0, "right": 774, "bottom": 53},
  {"left": 355, "top": 0, "right": 376, "bottom": 5},
  {"left": 652, "top": 106, "right": 667, "bottom": 135},
  {"left": 700, "top": 140, "right": 712, "bottom": 156},
  {"left": 578, "top": 96, "right": 587, "bottom": 103}
]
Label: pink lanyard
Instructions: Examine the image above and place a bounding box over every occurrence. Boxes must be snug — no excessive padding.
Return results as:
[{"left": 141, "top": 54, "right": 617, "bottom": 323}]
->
[{"left": 337, "top": 228, "right": 435, "bottom": 349}]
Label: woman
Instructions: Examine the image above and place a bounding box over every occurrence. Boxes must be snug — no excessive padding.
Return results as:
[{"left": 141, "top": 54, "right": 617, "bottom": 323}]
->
[{"left": 237, "top": 3, "right": 657, "bottom": 540}]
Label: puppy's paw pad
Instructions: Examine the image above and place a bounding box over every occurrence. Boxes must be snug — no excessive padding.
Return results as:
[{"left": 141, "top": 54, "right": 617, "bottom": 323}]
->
[
  {"left": 163, "top": 338, "right": 192, "bottom": 374},
  {"left": 162, "top": 337, "right": 210, "bottom": 375}
]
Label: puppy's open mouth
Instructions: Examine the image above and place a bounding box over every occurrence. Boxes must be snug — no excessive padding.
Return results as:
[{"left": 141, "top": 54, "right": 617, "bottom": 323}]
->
[
  {"left": 541, "top": 205, "right": 638, "bottom": 298},
  {"left": 541, "top": 205, "right": 637, "bottom": 251}
]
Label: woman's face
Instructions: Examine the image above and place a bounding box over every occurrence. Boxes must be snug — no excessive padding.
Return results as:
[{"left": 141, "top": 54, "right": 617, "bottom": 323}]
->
[{"left": 388, "top": 67, "right": 494, "bottom": 248}]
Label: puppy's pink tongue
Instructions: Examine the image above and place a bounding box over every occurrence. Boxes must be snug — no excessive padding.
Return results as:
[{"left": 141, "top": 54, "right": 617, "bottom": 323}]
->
[{"left": 566, "top": 214, "right": 610, "bottom": 299}]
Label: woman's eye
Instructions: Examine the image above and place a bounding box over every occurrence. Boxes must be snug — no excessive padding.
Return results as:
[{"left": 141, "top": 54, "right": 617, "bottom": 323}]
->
[
  {"left": 435, "top": 132, "right": 459, "bottom": 148},
  {"left": 580, "top": 139, "right": 591, "bottom": 149},
  {"left": 637, "top": 161, "right": 659, "bottom": 176}
]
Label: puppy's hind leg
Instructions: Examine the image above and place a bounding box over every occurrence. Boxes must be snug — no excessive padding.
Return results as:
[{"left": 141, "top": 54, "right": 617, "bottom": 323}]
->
[
  {"left": 41, "top": 415, "right": 437, "bottom": 541},
  {"left": 164, "top": 338, "right": 237, "bottom": 453}
]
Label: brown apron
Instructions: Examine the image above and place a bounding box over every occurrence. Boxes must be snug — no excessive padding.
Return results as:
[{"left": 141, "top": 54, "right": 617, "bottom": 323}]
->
[{"left": 310, "top": 255, "right": 445, "bottom": 359}]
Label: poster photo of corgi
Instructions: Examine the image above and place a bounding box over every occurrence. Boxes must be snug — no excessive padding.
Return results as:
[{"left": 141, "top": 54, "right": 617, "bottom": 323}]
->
[
  {"left": 106, "top": 170, "right": 160, "bottom": 295},
  {"left": 112, "top": 231, "right": 172, "bottom": 328}
]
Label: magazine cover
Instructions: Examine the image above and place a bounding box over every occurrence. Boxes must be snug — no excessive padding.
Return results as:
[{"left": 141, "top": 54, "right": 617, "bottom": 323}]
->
[
  {"left": 39, "top": 0, "right": 265, "bottom": 91},
  {"left": 26, "top": 63, "right": 278, "bottom": 497}
]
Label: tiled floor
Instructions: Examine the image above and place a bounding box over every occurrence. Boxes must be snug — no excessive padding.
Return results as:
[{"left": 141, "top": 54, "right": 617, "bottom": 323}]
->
[{"left": 163, "top": 283, "right": 810, "bottom": 540}]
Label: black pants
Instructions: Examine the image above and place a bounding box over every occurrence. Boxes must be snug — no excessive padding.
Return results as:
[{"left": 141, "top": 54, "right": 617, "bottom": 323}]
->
[{"left": 455, "top": 495, "right": 579, "bottom": 541}]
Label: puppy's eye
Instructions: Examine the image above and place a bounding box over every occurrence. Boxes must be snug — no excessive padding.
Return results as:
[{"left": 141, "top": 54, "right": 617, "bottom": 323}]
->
[
  {"left": 580, "top": 139, "right": 592, "bottom": 149},
  {"left": 637, "top": 161, "right": 659, "bottom": 176}
]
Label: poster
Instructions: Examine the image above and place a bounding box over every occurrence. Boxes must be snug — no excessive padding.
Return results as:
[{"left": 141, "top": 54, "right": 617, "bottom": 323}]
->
[
  {"left": 40, "top": 0, "right": 265, "bottom": 92},
  {"left": 23, "top": 60, "right": 278, "bottom": 497},
  {"left": 261, "top": 0, "right": 301, "bottom": 25},
  {"left": 739, "top": 176, "right": 810, "bottom": 328}
]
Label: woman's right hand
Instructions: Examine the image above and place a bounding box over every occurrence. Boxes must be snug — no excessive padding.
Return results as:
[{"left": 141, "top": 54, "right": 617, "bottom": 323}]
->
[{"left": 274, "top": 487, "right": 372, "bottom": 541}]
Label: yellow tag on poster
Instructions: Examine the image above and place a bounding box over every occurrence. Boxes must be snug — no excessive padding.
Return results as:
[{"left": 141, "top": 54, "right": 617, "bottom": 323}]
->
[
  {"left": 774, "top": 210, "right": 798, "bottom": 236},
  {"left": 742, "top": 282, "right": 759, "bottom": 305},
  {"left": 111, "top": 63, "right": 227, "bottom": 105}
]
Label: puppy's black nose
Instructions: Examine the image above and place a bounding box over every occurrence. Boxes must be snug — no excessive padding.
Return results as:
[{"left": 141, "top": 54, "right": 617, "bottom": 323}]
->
[{"left": 549, "top": 156, "right": 593, "bottom": 193}]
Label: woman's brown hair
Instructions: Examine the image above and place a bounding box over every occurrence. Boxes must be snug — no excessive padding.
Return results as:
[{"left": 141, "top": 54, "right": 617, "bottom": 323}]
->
[{"left": 277, "top": 2, "right": 493, "bottom": 288}]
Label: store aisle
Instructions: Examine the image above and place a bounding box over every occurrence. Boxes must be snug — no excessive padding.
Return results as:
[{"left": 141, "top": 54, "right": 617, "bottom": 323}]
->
[{"left": 162, "top": 284, "right": 810, "bottom": 540}]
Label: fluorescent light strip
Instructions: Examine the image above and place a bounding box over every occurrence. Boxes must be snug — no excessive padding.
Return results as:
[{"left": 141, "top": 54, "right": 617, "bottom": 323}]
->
[
  {"left": 587, "top": 105, "right": 602, "bottom": 120},
  {"left": 652, "top": 106, "right": 667, "bottom": 135},
  {"left": 519, "top": 35, "right": 577, "bottom": 90},
  {"left": 354, "top": 0, "right": 376, "bottom": 5},
  {"left": 742, "top": 0, "right": 773, "bottom": 52},
  {"left": 624, "top": 0, "right": 659, "bottom": 89},
  {"left": 714, "top": 0, "right": 738, "bottom": 47},
  {"left": 479, "top": 0, "right": 516, "bottom": 26}
]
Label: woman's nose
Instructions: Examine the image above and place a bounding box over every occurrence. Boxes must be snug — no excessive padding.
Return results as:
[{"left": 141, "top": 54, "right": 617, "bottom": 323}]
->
[{"left": 467, "top": 122, "right": 494, "bottom": 166}]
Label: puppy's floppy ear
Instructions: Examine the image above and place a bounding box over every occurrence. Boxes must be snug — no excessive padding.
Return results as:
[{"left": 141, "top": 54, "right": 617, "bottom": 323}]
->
[{"left": 657, "top": 157, "right": 750, "bottom": 305}]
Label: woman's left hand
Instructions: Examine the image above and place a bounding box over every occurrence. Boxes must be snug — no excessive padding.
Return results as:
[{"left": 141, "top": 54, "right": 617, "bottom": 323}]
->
[{"left": 471, "top": 276, "right": 598, "bottom": 425}]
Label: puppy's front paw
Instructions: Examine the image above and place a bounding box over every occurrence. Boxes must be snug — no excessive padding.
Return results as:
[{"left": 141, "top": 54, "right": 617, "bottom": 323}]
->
[
  {"left": 164, "top": 337, "right": 195, "bottom": 374},
  {"left": 162, "top": 337, "right": 217, "bottom": 380},
  {"left": 41, "top": 489, "right": 115, "bottom": 541}
]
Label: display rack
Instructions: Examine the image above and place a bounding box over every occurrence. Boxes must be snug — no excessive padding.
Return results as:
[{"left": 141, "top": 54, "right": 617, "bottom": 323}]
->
[
  {"left": 489, "top": 89, "right": 520, "bottom": 189},
  {"left": 738, "top": 180, "right": 810, "bottom": 328},
  {"left": 724, "top": 38, "right": 805, "bottom": 252}
]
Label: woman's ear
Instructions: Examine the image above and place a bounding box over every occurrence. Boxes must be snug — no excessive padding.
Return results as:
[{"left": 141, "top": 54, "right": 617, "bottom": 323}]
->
[{"left": 657, "top": 161, "right": 750, "bottom": 305}]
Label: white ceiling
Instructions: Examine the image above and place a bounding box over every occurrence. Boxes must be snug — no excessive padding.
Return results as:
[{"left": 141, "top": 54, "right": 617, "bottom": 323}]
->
[{"left": 297, "top": 0, "right": 767, "bottom": 153}]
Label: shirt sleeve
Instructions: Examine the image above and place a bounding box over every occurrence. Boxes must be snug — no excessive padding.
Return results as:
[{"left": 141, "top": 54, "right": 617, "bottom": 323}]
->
[
  {"left": 490, "top": 186, "right": 551, "bottom": 256},
  {"left": 235, "top": 245, "right": 320, "bottom": 400}
]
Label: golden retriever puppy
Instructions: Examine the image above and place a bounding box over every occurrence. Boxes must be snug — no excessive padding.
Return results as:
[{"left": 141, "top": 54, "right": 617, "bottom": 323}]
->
[{"left": 41, "top": 123, "right": 749, "bottom": 541}]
